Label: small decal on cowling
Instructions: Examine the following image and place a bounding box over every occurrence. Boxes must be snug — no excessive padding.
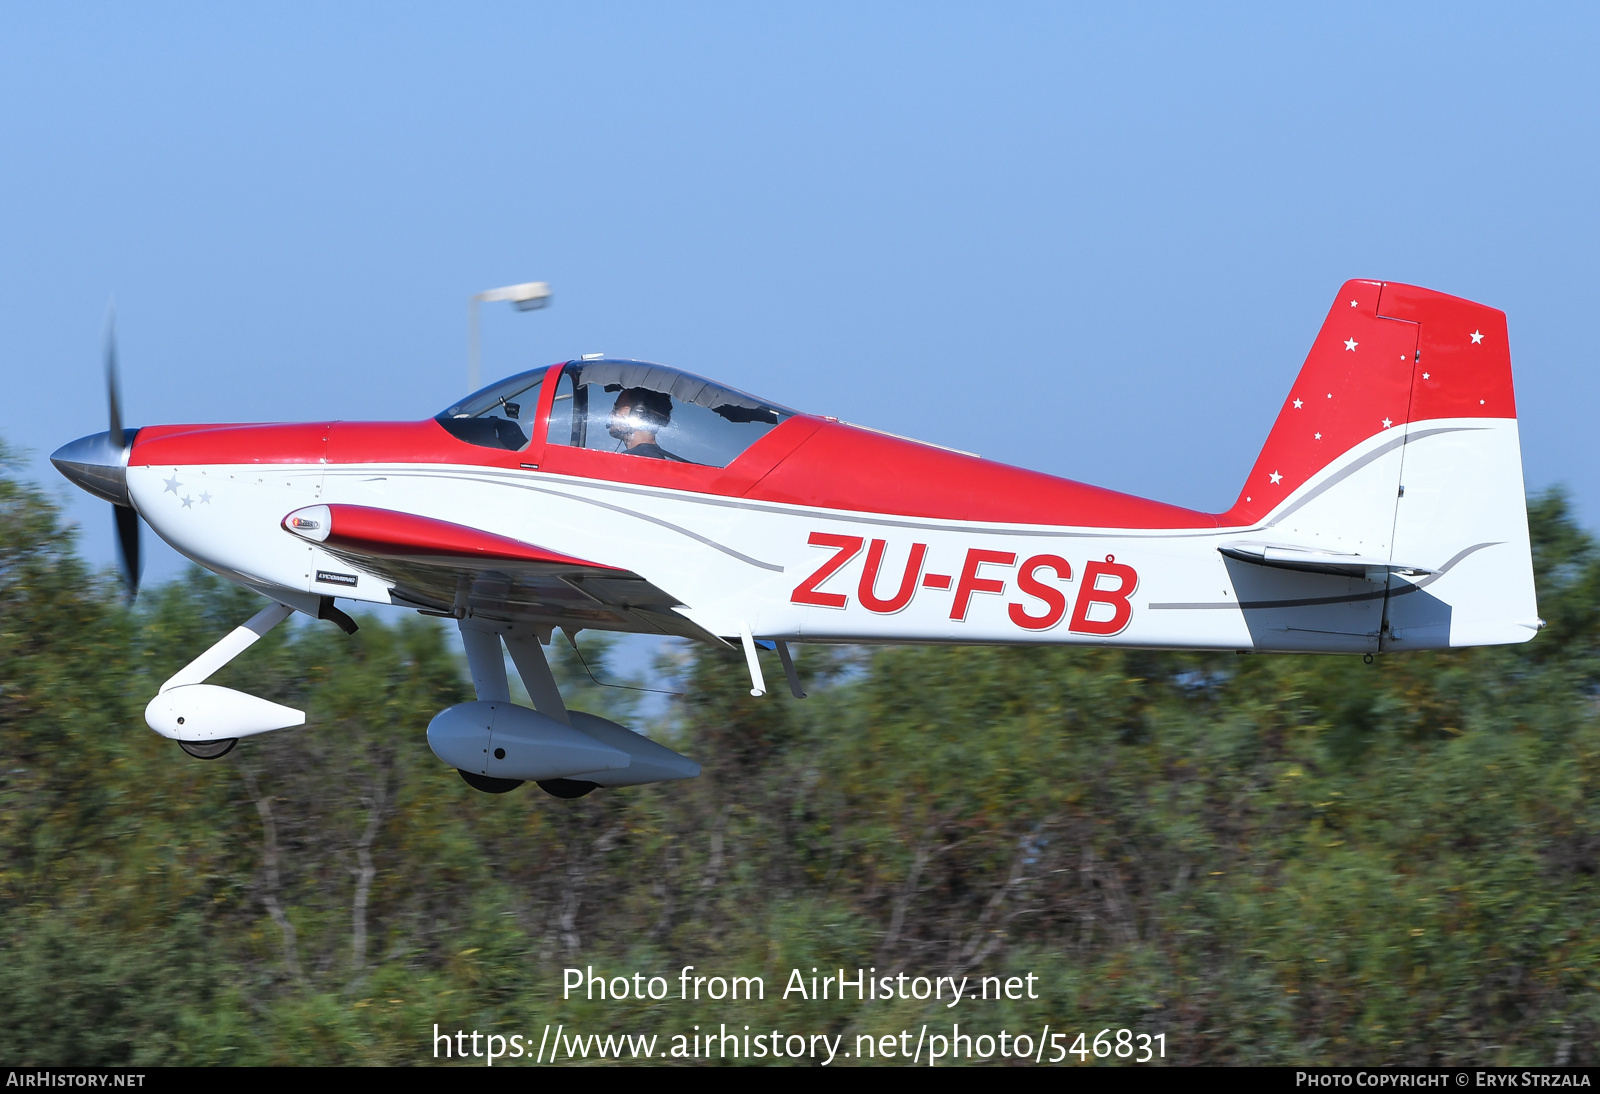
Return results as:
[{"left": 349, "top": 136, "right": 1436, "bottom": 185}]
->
[{"left": 315, "top": 570, "right": 358, "bottom": 587}]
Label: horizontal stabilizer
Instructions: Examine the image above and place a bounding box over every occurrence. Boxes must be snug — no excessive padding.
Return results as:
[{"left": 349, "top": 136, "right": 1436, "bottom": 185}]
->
[{"left": 1220, "top": 543, "right": 1436, "bottom": 580}]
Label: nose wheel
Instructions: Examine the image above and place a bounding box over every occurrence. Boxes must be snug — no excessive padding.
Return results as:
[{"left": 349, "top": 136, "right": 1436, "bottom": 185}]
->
[{"left": 178, "top": 738, "right": 238, "bottom": 760}]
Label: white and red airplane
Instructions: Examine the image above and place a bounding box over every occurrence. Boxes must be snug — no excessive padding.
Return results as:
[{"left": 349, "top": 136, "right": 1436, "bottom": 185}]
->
[{"left": 53, "top": 279, "right": 1539, "bottom": 796}]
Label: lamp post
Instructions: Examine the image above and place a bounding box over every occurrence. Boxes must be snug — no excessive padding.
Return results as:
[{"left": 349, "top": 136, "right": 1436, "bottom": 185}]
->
[{"left": 468, "top": 281, "right": 551, "bottom": 390}]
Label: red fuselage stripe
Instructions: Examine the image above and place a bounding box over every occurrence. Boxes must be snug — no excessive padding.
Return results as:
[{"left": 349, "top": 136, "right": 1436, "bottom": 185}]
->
[{"left": 315, "top": 504, "right": 617, "bottom": 568}]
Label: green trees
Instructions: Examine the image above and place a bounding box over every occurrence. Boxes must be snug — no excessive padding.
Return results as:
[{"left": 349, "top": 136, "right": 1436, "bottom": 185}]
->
[{"left": 1, "top": 454, "right": 1596, "bottom": 1065}]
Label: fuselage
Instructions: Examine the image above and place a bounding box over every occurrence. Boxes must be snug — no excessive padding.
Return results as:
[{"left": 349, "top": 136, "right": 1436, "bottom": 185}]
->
[
  {"left": 115, "top": 364, "right": 1533, "bottom": 655},
  {"left": 60, "top": 277, "right": 1545, "bottom": 659},
  {"left": 47, "top": 281, "right": 1543, "bottom": 792}
]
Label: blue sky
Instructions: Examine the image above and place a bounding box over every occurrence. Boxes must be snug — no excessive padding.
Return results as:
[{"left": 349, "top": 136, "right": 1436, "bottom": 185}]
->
[{"left": 4, "top": 5, "right": 1598, "bottom": 593}]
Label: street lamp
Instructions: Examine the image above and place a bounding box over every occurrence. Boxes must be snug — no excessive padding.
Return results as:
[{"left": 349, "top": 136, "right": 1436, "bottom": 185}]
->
[{"left": 468, "top": 281, "right": 551, "bottom": 390}]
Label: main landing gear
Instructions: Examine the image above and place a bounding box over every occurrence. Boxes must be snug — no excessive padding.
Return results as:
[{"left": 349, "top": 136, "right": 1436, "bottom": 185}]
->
[
  {"left": 534, "top": 778, "right": 599, "bottom": 799},
  {"left": 448, "top": 619, "right": 608, "bottom": 799},
  {"left": 457, "top": 770, "right": 525, "bottom": 795},
  {"left": 453, "top": 771, "right": 598, "bottom": 798},
  {"left": 438, "top": 619, "right": 700, "bottom": 799}
]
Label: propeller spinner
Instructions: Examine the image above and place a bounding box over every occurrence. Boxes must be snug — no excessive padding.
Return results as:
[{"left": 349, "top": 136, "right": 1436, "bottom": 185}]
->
[{"left": 51, "top": 313, "right": 142, "bottom": 596}]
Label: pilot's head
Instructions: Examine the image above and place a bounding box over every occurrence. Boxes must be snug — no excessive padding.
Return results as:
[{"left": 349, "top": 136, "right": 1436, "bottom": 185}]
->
[{"left": 609, "top": 387, "right": 672, "bottom": 444}]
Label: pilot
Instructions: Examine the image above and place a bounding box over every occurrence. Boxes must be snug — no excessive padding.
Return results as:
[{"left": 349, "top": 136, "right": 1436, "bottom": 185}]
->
[{"left": 608, "top": 387, "right": 684, "bottom": 461}]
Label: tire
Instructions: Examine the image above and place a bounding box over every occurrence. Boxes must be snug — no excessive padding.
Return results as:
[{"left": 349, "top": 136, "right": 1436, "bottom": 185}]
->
[
  {"left": 536, "top": 778, "right": 600, "bottom": 799},
  {"left": 179, "top": 738, "right": 238, "bottom": 760},
  {"left": 457, "top": 769, "right": 525, "bottom": 794}
]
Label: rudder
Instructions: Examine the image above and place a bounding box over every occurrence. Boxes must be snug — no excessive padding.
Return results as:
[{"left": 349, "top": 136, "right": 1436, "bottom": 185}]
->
[{"left": 1377, "top": 282, "right": 1535, "bottom": 648}]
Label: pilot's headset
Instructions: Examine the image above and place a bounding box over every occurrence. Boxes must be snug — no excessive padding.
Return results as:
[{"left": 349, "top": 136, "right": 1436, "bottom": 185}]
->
[{"left": 622, "top": 387, "right": 672, "bottom": 432}]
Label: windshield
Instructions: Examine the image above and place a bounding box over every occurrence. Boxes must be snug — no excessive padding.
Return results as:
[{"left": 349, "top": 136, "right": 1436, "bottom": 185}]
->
[
  {"left": 546, "top": 359, "right": 794, "bottom": 468},
  {"left": 434, "top": 367, "right": 548, "bottom": 451}
]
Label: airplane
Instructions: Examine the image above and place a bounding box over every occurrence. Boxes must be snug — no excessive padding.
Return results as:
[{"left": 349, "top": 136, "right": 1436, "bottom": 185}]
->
[{"left": 51, "top": 279, "right": 1539, "bottom": 798}]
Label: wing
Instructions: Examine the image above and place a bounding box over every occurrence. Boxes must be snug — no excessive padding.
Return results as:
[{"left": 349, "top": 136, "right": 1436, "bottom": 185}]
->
[{"left": 282, "top": 503, "right": 712, "bottom": 641}]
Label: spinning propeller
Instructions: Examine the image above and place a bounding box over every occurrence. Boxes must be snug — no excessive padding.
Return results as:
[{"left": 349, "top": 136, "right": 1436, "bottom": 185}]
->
[{"left": 51, "top": 310, "right": 143, "bottom": 597}]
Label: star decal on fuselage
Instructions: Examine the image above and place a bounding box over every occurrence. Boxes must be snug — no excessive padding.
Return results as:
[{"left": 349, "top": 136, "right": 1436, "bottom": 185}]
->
[
  {"left": 1470, "top": 330, "right": 1484, "bottom": 344},
  {"left": 1293, "top": 398, "right": 1303, "bottom": 409},
  {"left": 1269, "top": 470, "right": 1283, "bottom": 484},
  {"left": 180, "top": 495, "right": 193, "bottom": 509},
  {"left": 1345, "top": 338, "right": 1359, "bottom": 351},
  {"left": 164, "top": 474, "right": 181, "bottom": 494}
]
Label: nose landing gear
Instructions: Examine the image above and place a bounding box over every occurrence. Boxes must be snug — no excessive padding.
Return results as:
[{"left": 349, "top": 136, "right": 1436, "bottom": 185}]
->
[{"left": 179, "top": 738, "right": 238, "bottom": 760}]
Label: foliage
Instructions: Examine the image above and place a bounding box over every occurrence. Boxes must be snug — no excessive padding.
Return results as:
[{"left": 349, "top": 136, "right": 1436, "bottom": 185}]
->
[{"left": 1, "top": 454, "right": 1597, "bottom": 1065}]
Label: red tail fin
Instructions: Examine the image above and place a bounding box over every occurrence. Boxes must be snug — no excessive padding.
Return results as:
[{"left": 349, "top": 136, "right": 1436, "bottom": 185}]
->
[{"left": 1220, "top": 279, "right": 1515, "bottom": 526}]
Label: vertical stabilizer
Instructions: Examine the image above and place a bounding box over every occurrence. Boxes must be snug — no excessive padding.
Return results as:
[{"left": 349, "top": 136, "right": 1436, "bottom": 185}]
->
[
  {"left": 1222, "top": 280, "right": 1417, "bottom": 556},
  {"left": 1221, "top": 280, "right": 1536, "bottom": 649}
]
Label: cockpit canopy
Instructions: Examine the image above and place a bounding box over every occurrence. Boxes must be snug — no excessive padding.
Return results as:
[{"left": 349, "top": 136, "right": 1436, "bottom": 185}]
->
[
  {"left": 435, "top": 368, "right": 548, "bottom": 451},
  {"left": 435, "top": 359, "right": 795, "bottom": 468}
]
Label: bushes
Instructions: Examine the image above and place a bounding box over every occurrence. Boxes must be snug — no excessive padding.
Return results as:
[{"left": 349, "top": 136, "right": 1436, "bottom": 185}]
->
[{"left": 2, "top": 459, "right": 1598, "bottom": 1064}]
